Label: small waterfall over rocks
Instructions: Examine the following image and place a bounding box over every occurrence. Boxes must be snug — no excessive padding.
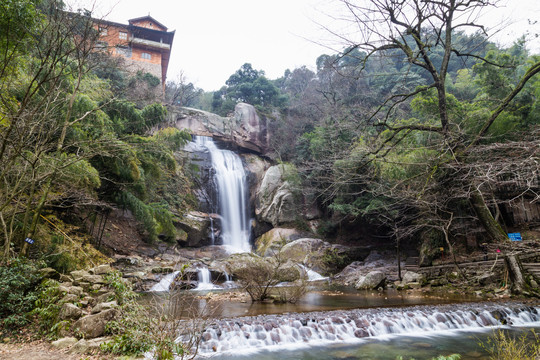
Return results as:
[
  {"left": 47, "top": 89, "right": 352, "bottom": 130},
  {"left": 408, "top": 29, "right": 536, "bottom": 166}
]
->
[
  {"left": 196, "top": 303, "right": 540, "bottom": 355},
  {"left": 194, "top": 267, "right": 220, "bottom": 290},
  {"left": 193, "top": 136, "right": 251, "bottom": 253},
  {"left": 149, "top": 270, "right": 180, "bottom": 292}
]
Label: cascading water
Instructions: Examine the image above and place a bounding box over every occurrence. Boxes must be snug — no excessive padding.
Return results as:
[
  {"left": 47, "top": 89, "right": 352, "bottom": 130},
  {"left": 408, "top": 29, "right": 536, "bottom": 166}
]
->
[
  {"left": 194, "top": 136, "right": 251, "bottom": 253},
  {"left": 150, "top": 270, "right": 180, "bottom": 292},
  {"left": 298, "top": 264, "right": 327, "bottom": 281},
  {"left": 194, "top": 267, "right": 220, "bottom": 290},
  {"left": 196, "top": 303, "right": 540, "bottom": 355}
]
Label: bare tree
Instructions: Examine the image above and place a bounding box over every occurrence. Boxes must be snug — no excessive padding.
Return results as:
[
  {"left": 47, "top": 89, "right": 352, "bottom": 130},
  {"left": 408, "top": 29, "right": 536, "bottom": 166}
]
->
[{"left": 315, "top": 0, "right": 540, "bottom": 244}]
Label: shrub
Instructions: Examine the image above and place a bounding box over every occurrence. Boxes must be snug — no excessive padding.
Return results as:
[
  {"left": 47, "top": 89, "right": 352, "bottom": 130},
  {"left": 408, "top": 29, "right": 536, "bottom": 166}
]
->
[
  {"left": 0, "top": 259, "right": 43, "bottom": 331},
  {"left": 32, "top": 279, "right": 65, "bottom": 339},
  {"left": 479, "top": 329, "right": 540, "bottom": 360}
]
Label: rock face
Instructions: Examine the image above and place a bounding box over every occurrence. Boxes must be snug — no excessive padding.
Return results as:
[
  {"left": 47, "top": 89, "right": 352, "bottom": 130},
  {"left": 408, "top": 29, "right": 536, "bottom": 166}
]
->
[
  {"left": 256, "top": 164, "right": 298, "bottom": 226},
  {"left": 172, "top": 103, "right": 270, "bottom": 154},
  {"left": 175, "top": 211, "right": 219, "bottom": 247},
  {"left": 356, "top": 271, "right": 386, "bottom": 290}
]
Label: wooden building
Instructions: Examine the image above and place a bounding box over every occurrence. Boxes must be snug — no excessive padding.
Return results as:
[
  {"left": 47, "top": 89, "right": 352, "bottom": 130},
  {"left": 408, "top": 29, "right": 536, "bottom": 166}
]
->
[{"left": 93, "top": 15, "right": 175, "bottom": 91}]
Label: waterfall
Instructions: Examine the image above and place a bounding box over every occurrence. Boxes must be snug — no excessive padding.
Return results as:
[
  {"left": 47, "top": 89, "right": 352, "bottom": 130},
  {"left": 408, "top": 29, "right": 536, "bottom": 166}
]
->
[
  {"left": 196, "top": 303, "right": 540, "bottom": 355},
  {"left": 150, "top": 270, "right": 180, "bottom": 292},
  {"left": 194, "top": 267, "right": 220, "bottom": 290},
  {"left": 298, "top": 264, "right": 327, "bottom": 281},
  {"left": 194, "top": 136, "right": 251, "bottom": 253}
]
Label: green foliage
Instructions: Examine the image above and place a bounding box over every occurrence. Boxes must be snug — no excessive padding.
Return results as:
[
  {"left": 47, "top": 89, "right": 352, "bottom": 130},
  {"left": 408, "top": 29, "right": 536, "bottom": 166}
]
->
[
  {"left": 32, "top": 279, "right": 65, "bottom": 338},
  {"left": 320, "top": 248, "right": 349, "bottom": 274},
  {"left": 479, "top": 329, "right": 540, "bottom": 360},
  {"left": 131, "top": 70, "right": 160, "bottom": 88},
  {"left": 0, "top": 259, "right": 43, "bottom": 331},
  {"left": 212, "top": 63, "right": 288, "bottom": 114},
  {"left": 101, "top": 272, "right": 153, "bottom": 356}
]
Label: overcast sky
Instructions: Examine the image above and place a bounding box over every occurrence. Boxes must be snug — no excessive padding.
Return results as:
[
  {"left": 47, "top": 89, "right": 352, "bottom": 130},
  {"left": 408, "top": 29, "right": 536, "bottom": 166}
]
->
[{"left": 68, "top": 0, "right": 540, "bottom": 91}]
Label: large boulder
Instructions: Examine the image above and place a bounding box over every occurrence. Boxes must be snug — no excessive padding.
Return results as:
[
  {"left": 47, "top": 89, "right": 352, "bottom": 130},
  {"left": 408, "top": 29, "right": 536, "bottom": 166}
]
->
[
  {"left": 255, "top": 164, "right": 298, "bottom": 226},
  {"left": 58, "top": 303, "right": 83, "bottom": 320},
  {"left": 175, "top": 211, "right": 219, "bottom": 247},
  {"left": 255, "top": 228, "right": 314, "bottom": 256},
  {"left": 280, "top": 238, "right": 362, "bottom": 274},
  {"left": 73, "top": 309, "right": 118, "bottom": 339},
  {"left": 356, "top": 271, "right": 386, "bottom": 290},
  {"left": 221, "top": 253, "right": 301, "bottom": 283}
]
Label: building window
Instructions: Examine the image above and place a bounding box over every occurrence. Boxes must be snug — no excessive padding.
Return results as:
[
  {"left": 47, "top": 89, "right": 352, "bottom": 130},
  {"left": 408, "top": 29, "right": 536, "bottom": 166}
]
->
[
  {"left": 99, "top": 27, "right": 107, "bottom": 36},
  {"left": 141, "top": 52, "right": 151, "bottom": 60},
  {"left": 119, "top": 31, "right": 127, "bottom": 40}
]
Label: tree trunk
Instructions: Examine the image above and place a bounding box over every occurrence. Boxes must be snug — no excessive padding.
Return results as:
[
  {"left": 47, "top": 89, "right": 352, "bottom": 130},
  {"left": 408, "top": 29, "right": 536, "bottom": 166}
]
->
[
  {"left": 505, "top": 254, "right": 526, "bottom": 294},
  {"left": 470, "top": 188, "right": 508, "bottom": 243}
]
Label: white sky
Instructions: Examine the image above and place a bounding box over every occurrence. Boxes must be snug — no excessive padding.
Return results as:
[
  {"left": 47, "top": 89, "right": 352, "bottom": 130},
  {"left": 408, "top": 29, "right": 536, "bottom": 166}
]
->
[{"left": 68, "top": 0, "right": 539, "bottom": 91}]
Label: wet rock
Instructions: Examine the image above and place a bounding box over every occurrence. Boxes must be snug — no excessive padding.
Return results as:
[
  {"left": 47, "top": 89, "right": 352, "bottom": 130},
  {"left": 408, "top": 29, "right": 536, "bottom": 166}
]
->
[
  {"left": 356, "top": 271, "right": 386, "bottom": 290},
  {"left": 354, "top": 329, "right": 369, "bottom": 338}
]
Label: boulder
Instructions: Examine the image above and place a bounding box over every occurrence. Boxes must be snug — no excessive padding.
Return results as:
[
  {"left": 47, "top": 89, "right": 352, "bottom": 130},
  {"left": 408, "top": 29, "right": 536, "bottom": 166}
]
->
[
  {"left": 73, "top": 309, "right": 118, "bottom": 339},
  {"left": 61, "top": 294, "right": 79, "bottom": 303},
  {"left": 402, "top": 271, "right": 426, "bottom": 285},
  {"left": 70, "top": 270, "right": 90, "bottom": 282},
  {"left": 91, "top": 301, "right": 117, "bottom": 314},
  {"left": 59, "top": 274, "right": 73, "bottom": 282},
  {"left": 96, "top": 292, "right": 115, "bottom": 304},
  {"left": 175, "top": 211, "right": 217, "bottom": 247},
  {"left": 66, "top": 286, "right": 84, "bottom": 296},
  {"left": 68, "top": 338, "right": 110, "bottom": 354},
  {"left": 51, "top": 337, "right": 78, "bottom": 349},
  {"left": 255, "top": 165, "right": 298, "bottom": 226},
  {"left": 280, "top": 238, "right": 326, "bottom": 263},
  {"left": 356, "top": 271, "right": 386, "bottom": 290},
  {"left": 255, "top": 228, "right": 314, "bottom": 257},
  {"left": 90, "top": 264, "right": 112, "bottom": 275},
  {"left": 58, "top": 303, "right": 83, "bottom": 320},
  {"left": 81, "top": 274, "right": 104, "bottom": 284}
]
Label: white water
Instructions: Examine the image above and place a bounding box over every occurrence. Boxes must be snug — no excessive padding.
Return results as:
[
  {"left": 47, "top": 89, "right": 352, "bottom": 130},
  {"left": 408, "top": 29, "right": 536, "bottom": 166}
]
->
[
  {"left": 194, "top": 136, "right": 251, "bottom": 253},
  {"left": 194, "top": 267, "right": 220, "bottom": 290},
  {"left": 197, "top": 305, "right": 540, "bottom": 355},
  {"left": 149, "top": 270, "right": 180, "bottom": 292},
  {"left": 298, "top": 264, "right": 327, "bottom": 281}
]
